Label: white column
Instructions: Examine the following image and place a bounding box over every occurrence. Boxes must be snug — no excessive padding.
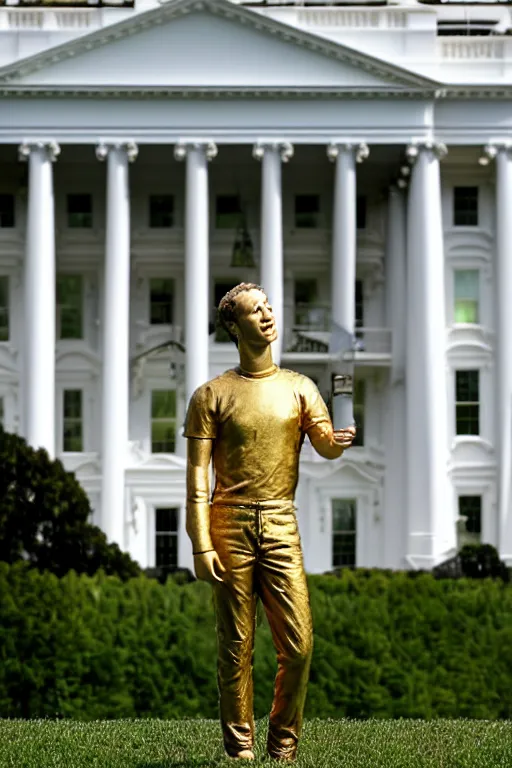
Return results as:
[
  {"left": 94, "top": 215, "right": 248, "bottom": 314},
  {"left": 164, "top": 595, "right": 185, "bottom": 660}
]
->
[
  {"left": 481, "top": 143, "right": 512, "bottom": 563},
  {"left": 405, "top": 140, "right": 452, "bottom": 569},
  {"left": 96, "top": 141, "right": 138, "bottom": 548},
  {"left": 174, "top": 140, "right": 217, "bottom": 574},
  {"left": 19, "top": 141, "right": 60, "bottom": 457},
  {"left": 327, "top": 142, "right": 369, "bottom": 336},
  {"left": 174, "top": 141, "right": 217, "bottom": 406},
  {"left": 253, "top": 141, "right": 293, "bottom": 365},
  {"left": 383, "top": 184, "right": 407, "bottom": 568}
]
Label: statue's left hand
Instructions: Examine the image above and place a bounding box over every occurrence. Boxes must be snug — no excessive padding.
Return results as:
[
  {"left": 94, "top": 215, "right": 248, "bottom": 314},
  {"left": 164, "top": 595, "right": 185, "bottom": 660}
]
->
[{"left": 333, "top": 425, "right": 356, "bottom": 449}]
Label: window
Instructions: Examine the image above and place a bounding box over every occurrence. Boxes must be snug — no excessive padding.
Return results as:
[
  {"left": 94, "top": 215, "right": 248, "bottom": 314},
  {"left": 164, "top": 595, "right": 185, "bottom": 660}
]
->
[
  {"left": 294, "top": 195, "right": 320, "bottom": 229},
  {"left": 453, "top": 187, "right": 478, "bottom": 227},
  {"left": 454, "top": 270, "right": 479, "bottom": 324},
  {"left": 215, "top": 195, "right": 242, "bottom": 229},
  {"left": 332, "top": 499, "right": 356, "bottom": 567},
  {"left": 458, "top": 496, "right": 482, "bottom": 536},
  {"left": 455, "top": 370, "right": 479, "bottom": 436},
  {"left": 151, "top": 390, "right": 176, "bottom": 453},
  {"left": 67, "top": 194, "right": 92, "bottom": 228},
  {"left": 457, "top": 495, "right": 482, "bottom": 548},
  {"left": 155, "top": 507, "right": 178, "bottom": 570},
  {"left": 0, "top": 276, "right": 9, "bottom": 342},
  {"left": 57, "top": 275, "right": 83, "bottom": 339},
  {"left": 0, "top": 195, "right": 14, "bottom": 228},
  {"left": 150, "top": 278, "right": 174, "bottom": 325},
  {"left": 149, "top": 195, "right": 174, "bottom": 228},
  {"left": 356, "top": 196, "right": 367, "bottom": 230},
  {"left": 355, "top": 279, "right": 364, "bottom": 329},
  {"left": 63, "top": 390, "right": 83, "bottom": 452},
  {"left": 352, "top": 378, "right": 365, "bottom": 447},
  {"left": 437, "top": 20, "right": 496, "bottom": 37}
]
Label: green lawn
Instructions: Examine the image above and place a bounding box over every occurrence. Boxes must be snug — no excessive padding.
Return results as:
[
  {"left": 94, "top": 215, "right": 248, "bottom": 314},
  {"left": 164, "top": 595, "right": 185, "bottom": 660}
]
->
[{"left": 1, "top": 718, "right": 511, "bottom": 767}]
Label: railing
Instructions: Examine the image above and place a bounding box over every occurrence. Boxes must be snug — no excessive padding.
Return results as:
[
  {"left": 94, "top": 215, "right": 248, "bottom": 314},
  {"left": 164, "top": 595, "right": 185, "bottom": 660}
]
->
[
  {"left": 438, "top": 36, "right": 507, "bottom": 60},
  {"left": 296, "top": 8, "right": 408, "bottom": 30},
  {"left": 283, "top": 306, "right": 391, "bottom": 355},
  {"left": 285, "top": 327, "right": 392, "bottom": 355},
  {"left": 1, "top": 7, "right": 99, "bottom": 29}
]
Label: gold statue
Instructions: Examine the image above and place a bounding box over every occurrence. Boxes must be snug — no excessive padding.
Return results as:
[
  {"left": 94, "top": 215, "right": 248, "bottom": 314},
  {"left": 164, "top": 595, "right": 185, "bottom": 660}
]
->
[{"left": 184, "top": 283, "right": 355, "bottom": 761}]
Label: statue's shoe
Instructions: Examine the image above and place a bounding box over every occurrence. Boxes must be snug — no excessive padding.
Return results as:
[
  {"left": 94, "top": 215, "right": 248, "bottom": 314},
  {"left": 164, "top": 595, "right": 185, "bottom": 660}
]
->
[{"left": 231, "top": 749, "right": 255, "bottom": 760}]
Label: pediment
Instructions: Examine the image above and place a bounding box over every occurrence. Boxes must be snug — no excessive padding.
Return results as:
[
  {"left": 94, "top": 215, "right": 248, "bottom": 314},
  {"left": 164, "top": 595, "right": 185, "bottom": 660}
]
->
[{"left": 0, "top": 0, "right": 435, "bottom": 93}]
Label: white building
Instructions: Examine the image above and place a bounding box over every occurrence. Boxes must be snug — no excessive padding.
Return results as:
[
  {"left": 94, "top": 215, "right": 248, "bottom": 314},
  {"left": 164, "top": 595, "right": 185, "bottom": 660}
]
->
[{"left": 0, "top": 0, "right": 511, "bottom": 574}]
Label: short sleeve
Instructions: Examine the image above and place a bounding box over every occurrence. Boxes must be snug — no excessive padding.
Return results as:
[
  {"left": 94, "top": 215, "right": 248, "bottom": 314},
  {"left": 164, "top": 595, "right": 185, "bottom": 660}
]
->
[
  {"left": 184, "top": 382, "right": 217, "bottom": 439},
  {"left": 300, "top": 376, "right": 331, "bottom": 433}
]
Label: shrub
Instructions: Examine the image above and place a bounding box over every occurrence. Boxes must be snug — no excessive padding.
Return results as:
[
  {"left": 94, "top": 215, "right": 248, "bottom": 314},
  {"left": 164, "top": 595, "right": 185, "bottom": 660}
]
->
[
  {"left": 0, "top": 427, "right": 141, "bottom": 581},
  {"left": 1, "top": 564, "right": 512, "bottom": 720}
]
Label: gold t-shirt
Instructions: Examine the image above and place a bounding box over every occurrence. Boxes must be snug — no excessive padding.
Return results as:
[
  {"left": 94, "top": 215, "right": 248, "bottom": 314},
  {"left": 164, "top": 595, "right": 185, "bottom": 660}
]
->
[{"left": 184, "top": 365, "right": 331, "bottom": 505}]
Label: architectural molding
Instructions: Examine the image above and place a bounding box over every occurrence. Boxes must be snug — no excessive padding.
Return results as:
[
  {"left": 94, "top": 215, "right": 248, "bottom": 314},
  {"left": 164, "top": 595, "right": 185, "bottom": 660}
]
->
[
  {"left": 96, "top": 141, "right": 138, "bottom": 163},
  {"left": 174, "top": 141, "right": 218, "bottom": 162},
  {"left": 326, "top": 142, "right": 369, "bottom": 164},
  {"left": 406, "top": 139, "right": 447, "bottom": 164},
  {"left": 252, "top": 141, "right": 293, "bottom": 163},
  {"left": 18, "top": 141, "right": 60, "bottom": 162}
]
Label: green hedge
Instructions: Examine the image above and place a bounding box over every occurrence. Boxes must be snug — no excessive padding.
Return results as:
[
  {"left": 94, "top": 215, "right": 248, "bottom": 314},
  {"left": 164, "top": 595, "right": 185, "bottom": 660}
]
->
[{"left": 1, "top": 562, "right": 512, "bottom": 720}]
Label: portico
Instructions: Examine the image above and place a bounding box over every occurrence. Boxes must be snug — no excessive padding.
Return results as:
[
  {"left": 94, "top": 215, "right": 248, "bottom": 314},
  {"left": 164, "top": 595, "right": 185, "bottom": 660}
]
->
[{"left": 0, "top": 0, "right": 510, "bottom": 572}]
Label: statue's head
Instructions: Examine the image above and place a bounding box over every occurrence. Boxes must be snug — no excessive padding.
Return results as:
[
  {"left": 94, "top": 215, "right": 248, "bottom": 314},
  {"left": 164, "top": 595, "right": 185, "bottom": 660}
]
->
[{"left": 218, "top": 282, "right": 277, "bottom": 348}]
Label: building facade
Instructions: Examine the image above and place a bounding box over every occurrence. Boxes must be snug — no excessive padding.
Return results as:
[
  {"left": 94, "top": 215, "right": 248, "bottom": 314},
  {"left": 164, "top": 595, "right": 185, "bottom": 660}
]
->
[{"left": 1, "top": 0, "right": 511, "bottom": 573}]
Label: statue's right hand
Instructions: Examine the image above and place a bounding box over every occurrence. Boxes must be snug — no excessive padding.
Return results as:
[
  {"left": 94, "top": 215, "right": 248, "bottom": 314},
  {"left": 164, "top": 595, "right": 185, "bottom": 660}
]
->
[{"left": 193, "top": 550, "right": 226, "bottom": 584}]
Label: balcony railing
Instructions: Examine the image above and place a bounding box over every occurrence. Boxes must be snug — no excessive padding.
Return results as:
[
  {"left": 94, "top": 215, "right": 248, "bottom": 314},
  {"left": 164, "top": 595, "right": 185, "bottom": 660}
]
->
[{"left": 284, "top": 304, "right": 391, "bottom": 357}]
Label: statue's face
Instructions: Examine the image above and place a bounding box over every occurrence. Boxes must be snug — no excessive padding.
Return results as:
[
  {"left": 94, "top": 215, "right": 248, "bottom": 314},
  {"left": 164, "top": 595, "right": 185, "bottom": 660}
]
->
[{"left": 231, "top": 288, "right": 278, "bottom": 346}]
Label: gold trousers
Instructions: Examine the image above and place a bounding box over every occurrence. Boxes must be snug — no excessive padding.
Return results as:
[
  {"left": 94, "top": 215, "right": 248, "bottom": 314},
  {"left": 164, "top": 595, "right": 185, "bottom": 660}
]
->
[{"left": 210, "top": 502, "right": 313, "bottom": 761}]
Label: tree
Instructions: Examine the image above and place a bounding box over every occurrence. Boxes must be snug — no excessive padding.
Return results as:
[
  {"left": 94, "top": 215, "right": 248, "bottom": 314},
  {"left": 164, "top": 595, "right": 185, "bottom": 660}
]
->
[{"left": 0, "top": 427, "right": 141, "bottom": 580}]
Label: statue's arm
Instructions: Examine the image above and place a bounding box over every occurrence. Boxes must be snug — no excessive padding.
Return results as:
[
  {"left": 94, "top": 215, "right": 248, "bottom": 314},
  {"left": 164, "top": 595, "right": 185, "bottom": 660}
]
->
[
  {"left": 307, "top": 422, "right": 356, "bottom": 460},
  {"left": 186, "top": 437, "right": 225, "bottom": 583}
]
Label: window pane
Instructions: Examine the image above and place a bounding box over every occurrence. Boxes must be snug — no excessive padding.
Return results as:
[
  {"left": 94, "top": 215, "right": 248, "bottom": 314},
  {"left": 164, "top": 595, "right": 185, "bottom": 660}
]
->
[
  {"left": 67, "top": 194, "right": 92, "bottom": 228},
  {"left": 151, "top": 390, "right": 176, "bottom": 418},
  {"left": 332, "top": 499, "right": 356, "bottom": 532},
  {"left": 356, "top": 195, "right": 367, "bottom": 230},
  {"left": 456, "top": 370, "right": 479, "bottom": 402},
  {"left": 459, "top": 496, "right": 482, "bottom": 535},
  {"left": 454, "top": 187, "right": 478, "bottom": 226},
  {"left": 216, "top": 195, "right": 241, "bottom": 229},
  {"left": 149, "top": 195, "right": 174, "bottom": 228},
  {"left": 63, "top": 390, "right": 83, "bottom": 452},
  {"left": 456, "top": 404, "right": 480, "bottom": 435},
  {"left": 355, "top": 279, "right": 364, "bottom": 328},
  {"left": 150, "top": 278, "right": 174, "bottom": 325},
  {"left": 454, "top": 270, "right": 479, "bottom": 323},
  {"left": 57, "top": 275, "right": 83, "bottom": 339},
  {"left": 0, "top": 194, "right": 15, "bottom": 228},
  {"left": 156, "top": 533, "right": 178, "bottom": 568},
  {"left": 333, "top": 533, "right": 356, "bottom": 567},
  {"left": 0, "top": 276, "right": 9, "bottom": 342},
  {"left": 294, "top": 195, "right": 320, "bottom": 228},
  {"left": 156, "top": 507, "right": 178, "bottom": 533},
  {"left": 151, "top": 390, "right": 176, "bottom": 453}
]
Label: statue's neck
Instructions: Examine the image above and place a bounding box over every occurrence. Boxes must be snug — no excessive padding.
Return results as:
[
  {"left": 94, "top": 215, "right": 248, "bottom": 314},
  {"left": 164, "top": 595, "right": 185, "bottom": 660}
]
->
[{"left": 237, "top": 345, "right": 275, "bottom": 375}]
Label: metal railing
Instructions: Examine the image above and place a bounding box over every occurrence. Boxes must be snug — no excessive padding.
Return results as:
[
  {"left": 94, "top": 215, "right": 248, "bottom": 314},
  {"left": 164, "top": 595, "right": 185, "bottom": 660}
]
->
[{"left": 283, "top": 304, "right": 392, "bottom": 355}]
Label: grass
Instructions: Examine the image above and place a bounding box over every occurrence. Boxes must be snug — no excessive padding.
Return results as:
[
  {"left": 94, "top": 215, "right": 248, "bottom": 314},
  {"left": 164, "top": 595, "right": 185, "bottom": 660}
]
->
[{"left": 0, "top": 718, "right": 512, "bottom": 767}]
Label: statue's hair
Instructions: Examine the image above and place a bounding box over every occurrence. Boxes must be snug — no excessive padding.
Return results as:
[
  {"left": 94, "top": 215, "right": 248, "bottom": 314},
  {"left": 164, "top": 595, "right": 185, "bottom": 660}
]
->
[{"left": 217, "top": 282, "right": 264, "bottom": 346}]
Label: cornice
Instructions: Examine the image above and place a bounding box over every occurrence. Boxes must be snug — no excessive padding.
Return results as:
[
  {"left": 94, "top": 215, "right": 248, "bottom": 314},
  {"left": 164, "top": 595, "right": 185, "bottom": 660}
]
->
[
  {"left": 1, "top": 84, "right": 512, "bottom": 101},
  {"left": 0, "top": 0, "right": 437, "bottom": 91},
  {"left": 0, "top": 85, "right": 435, "bottom": 100}
]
